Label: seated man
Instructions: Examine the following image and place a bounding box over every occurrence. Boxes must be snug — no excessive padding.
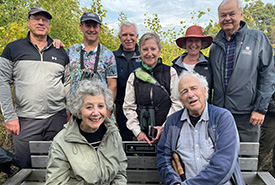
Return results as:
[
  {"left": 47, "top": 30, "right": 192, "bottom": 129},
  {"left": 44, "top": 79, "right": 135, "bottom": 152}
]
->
[{"left": 157, "top": 71, "right": 245, "bottom": 185}]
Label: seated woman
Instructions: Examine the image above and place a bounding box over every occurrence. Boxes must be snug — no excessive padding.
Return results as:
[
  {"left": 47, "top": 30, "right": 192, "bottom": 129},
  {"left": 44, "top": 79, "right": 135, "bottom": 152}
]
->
[
  {"left": 123, "top": 32, "right": 182, "bottom": 145},
  {"left": 46, "top": 80, "right": 127, "bottom": 184}
]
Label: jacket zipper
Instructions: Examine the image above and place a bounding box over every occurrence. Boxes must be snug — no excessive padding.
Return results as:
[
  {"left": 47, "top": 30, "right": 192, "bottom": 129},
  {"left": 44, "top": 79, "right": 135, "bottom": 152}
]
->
[{"left": 96, "top": 150, "right": 103, "bottom": 185}]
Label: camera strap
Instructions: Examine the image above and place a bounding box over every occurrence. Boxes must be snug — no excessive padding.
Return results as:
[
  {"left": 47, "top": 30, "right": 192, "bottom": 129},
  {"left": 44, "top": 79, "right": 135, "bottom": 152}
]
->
[{"left": 80, "top": 43, "right": 101, "bottom": 73}]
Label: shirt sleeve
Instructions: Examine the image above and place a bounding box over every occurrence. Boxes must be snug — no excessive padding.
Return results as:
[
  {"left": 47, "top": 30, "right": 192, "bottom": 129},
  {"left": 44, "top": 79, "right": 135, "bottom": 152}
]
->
[
  {"left": 106, "top": 50, "right": 118, "bottom": 79},
  {"left": 166, "top": 67, "right": 183, "bottom": 120},
  {"left": 0, "top": 44, "right": 18, "bottom": 122},
  {"left": 123, "top": 73, "right": 140, "bottom": 137}
]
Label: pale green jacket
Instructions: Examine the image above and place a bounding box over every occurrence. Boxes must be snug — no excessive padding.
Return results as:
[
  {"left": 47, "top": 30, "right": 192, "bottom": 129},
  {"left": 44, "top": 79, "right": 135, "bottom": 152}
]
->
[{"left": 46, "top": 117, "right": 127, "bottom": 185}]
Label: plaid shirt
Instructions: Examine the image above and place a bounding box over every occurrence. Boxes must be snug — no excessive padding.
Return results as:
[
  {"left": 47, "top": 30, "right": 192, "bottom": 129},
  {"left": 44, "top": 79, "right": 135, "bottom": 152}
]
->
[{"left": 223, "top": 32, "right": 238, "bottom": 89}]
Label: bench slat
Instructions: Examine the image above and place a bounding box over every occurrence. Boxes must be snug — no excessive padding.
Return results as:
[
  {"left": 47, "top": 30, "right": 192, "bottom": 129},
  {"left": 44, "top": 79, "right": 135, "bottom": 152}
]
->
[
  {"left": 30, "top": 156, "right": 259, "bottom": 172},
  {"left": 31, "top": 156, "right": 48, "bottom": 168},
  {"left": 257, "top": 172, "right": 275, "bottom": 185},
  {"left": 239, "top": 157, "right": 258, "bottom": 171},
  {"left": 239, "top": 142, "right": 259, "bottom": 156},
  {"left": 241, "top": 172, "right": 264, "bottom": 184},
  {"left": 3, "top": 169, "right": 32, "bottom": 185},
  {"left": 127, "top": 169, "right": 162, "bottom": 183},
  {"left": 24, "top": 169, "right": 46, "bottom": 181},
  {"left": 127, "top": 156, "right": 158, "bottom": 169},
  {"left": 29, "top": 141, "right": 51, "bottom": 154}
]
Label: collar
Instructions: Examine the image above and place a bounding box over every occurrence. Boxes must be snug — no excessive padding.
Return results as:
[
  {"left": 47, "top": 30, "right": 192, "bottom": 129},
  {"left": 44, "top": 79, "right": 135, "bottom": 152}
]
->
[
  {"left": 80, "top": 43, "right": 99, "bottom": 54},
  {"left": 174, "top": 52, "right": 208, "bottom": 68},
  {"left": 141, "top": 58, "right": 162, "bottom": 71},
  {"left": 27, "top": 31, "right": 52, "bottom": 49},
  {"left": 214, "top": 21, "right": 247, "bottom": 43},
  {"left": 180, "top": 102, "right": 209, "bottom": 123},
  {"left": 117, "top": 43, "right": 140, "bottom": 56},
  {"left": 64, "top": 116, "right": 116, "bottom": 143},
  {"left": 222, "top": 26, "right": 242, "bottom": 42}
]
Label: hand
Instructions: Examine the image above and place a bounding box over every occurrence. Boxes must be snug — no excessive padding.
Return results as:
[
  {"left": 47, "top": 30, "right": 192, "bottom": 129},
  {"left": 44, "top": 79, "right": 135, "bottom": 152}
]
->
[
  {"left": 66, "top": 113, "right": 71, "bottom": 122},
  {"left": 107, "top": 110, "right": 112, "bottom": 118},
  {"left": 5, "top": 119, "right": 20, "bottom": 135},
  {"left": 150, "top": 126, "right": 163, "bottom": 144},
  {"left": 137, "top": 131, "right": 151, "bottom": 145},
  {"left": 52, "top": 39, "right": 65, "bottom": 49},
  {"left": 249, "top": 111, "right": 265, "bottom": 125}
]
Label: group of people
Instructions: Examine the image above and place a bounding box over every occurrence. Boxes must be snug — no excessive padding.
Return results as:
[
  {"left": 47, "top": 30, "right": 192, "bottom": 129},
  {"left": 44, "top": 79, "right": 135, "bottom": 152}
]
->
[{"left": 0, "top": 0, "right": 274, "bottom": 184}]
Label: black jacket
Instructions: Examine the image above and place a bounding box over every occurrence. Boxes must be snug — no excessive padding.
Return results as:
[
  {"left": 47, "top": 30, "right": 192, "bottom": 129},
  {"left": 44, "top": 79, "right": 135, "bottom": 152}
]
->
[
  {"left": 134, "top": 61, "right": 171, "bottom": 127},
  {"left": 172, "top": 52, "right": 212, "bottom": 100},
  {"left": 113, "top": 44, "right": 141, "bottom": 104}
]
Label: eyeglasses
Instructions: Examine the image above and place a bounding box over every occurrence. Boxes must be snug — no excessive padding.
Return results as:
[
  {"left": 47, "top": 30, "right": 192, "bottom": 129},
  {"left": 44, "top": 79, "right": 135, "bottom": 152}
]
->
[{"left": 30, "top": 16, "right": 50, "bottom": 23}]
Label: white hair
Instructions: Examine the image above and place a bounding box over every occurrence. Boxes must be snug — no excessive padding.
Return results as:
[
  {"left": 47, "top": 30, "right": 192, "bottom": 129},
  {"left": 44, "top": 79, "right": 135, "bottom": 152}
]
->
[
  {"left": 173, "top": 71, "right": 209, "bottom": 101},
  {"left": 118, "top": 20, "right": 138, "bottom": 36},
  {"left": 218, "top": 0, "right": 243, "bottom": 12}
]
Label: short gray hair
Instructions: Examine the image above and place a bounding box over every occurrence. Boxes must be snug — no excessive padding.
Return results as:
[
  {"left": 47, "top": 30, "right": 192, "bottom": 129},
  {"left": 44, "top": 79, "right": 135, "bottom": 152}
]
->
[
  {"left": 139, "top": 32, "right": 162, "bottom": 52},
  {"left": 174, "top": 71, "right": 209, "bottom": 100},
  {"left": 67, "top": 80, "right": 113, "bottom": 118},
  {"left": 218, "top": 0, "right": 243, "bottom": 12},
  {"left": 118, "top": 20, "right": 138, "bottom": 36}
]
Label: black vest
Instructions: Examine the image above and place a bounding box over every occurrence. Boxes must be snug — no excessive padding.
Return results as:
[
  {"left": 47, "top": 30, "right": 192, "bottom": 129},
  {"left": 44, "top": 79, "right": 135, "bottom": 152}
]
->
[{"left": 134, "top": 62, "right": 171, "bottom": 128}]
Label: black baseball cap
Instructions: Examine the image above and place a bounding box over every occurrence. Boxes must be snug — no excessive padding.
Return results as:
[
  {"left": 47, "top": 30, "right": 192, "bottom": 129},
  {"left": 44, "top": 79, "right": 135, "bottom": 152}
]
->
[
  {"left": 80, "top": 12, "right": 101, "bottom": 24},
  {"left": 28, "top": 7, "right": 52, "bottom": 20}
]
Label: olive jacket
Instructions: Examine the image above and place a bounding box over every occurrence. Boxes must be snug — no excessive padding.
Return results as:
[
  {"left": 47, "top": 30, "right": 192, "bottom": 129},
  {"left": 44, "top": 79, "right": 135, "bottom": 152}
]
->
[{"left": 46, "top": 117, "right": 127, "bottom": 185}]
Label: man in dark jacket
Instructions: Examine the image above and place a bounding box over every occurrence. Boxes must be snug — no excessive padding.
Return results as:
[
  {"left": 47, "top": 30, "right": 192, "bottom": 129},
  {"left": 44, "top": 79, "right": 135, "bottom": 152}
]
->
[
  {"left": 209, "top": 0, "right": 274, "bottom": 142},
  {"left": 0, "top": 7, "right": 70, "bottom": 168},
  {"left": 113, "top": 21, "right": 141, "bottom": 141}
]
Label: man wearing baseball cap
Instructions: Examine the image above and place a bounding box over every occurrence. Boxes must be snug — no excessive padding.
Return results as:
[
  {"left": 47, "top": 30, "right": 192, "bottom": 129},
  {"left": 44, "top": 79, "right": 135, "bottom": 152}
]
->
[
  {"left": 0, "top": 7, "right": 70, "bottom": 168},
  {"left": 67, "top": 12, "right": 117, "bottom": 118}
]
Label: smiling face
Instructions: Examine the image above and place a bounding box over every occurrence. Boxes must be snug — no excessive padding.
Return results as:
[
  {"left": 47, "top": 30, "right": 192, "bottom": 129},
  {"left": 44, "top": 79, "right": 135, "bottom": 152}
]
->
[
  {"left": 218, "top": 0, "right": 243, "bottom": 38},
  {"left": 79, "top": 94, "right": 107, "bottom": 133},
  {"left": 80, "top": 20, "right": 101, "bottom": 44},
  {"left": 119, "top": 25, "right": 138, "bottom": 51},
  {"left": 140, "top": 38, "right": 161, "bottom": 68},
  {"left": 185, "top": 37, "right": 202, "bottom": 57},
  {"left": 179, "top": 75, "right": 207, "bottom": 117},
  {"left": 27, "top": 13, "right": 50, "bottom": 38}
]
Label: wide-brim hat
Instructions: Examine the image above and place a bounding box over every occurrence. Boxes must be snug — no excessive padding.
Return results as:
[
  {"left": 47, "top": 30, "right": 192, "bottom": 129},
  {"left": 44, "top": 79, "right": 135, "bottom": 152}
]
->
[
  {"left": 28, "top": 7, "right": 52, "bottom": 20},
  {"left": 176, "top": 25, "right": 213, "bottom": 49}
]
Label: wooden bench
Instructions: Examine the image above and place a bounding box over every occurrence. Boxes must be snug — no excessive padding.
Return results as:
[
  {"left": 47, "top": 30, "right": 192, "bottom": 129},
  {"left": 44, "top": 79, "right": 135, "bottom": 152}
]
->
[{"left": 3, "top": 141, "right": 275, "bottom": 185}]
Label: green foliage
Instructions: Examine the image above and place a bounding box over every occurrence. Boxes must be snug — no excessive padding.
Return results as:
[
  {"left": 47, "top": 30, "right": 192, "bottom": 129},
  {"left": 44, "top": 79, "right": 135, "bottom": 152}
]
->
[
  {"left": 244, "top": 0, "right": 275, "bottom": 44},
  {"left": 118, "top": 11, "right": 128, "bottom": 23},
  {"left": 88, "top": 0, "right": 120, "bottom": 51},
  {"left": 31, "top": 0, "right": 84, "bottom": 49}
]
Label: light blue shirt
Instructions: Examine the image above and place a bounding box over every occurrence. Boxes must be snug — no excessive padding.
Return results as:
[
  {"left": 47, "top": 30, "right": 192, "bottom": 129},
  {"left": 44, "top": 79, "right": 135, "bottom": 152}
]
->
[
  {"left": 177, "top": 103, "right": 214, "bottom": 179},
  {"left": 177, "top": 103, "right": 233, "bottom": 185}
]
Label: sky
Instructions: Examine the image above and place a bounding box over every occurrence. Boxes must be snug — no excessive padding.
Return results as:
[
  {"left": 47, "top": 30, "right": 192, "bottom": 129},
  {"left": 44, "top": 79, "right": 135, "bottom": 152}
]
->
[{"left": 79, "top": 0, "right": 274, "bottom": 36}]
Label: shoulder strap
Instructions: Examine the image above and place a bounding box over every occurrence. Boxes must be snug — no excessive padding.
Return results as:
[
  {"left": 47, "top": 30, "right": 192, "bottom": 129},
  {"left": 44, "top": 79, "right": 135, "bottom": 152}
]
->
[
  {"left": 80, "top": 49, "right": 84, "bottom": 70},
  {"left": 135, "top": 67, "right": 169, "bottom": 96},
  {"left": 80, "top": 43, "right": 101, "bottom": 73},
  {"left": 94, "top": 43, "right": 100, "bottom": 73}
]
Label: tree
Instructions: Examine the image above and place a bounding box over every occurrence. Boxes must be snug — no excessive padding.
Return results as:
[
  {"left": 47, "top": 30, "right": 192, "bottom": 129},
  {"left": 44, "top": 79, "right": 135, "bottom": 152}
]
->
[
  {"left": 0, "top": 0, "right": 119, "bottom": 52},
  {"left": 244, "top": 0, "right": 275, "bottom": 44}
]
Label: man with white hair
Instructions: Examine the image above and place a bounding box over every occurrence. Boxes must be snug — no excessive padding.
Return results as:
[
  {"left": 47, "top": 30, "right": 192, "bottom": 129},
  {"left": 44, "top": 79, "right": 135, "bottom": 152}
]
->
[
  {"left": 157, "top": 71, "right": 244, "bottom": 184},
  {"left": 113, "top": 21, "right": 141, "bottom": 141},
  {"left": 209, "top": 0, "right": 274, "bottom": 142}
]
